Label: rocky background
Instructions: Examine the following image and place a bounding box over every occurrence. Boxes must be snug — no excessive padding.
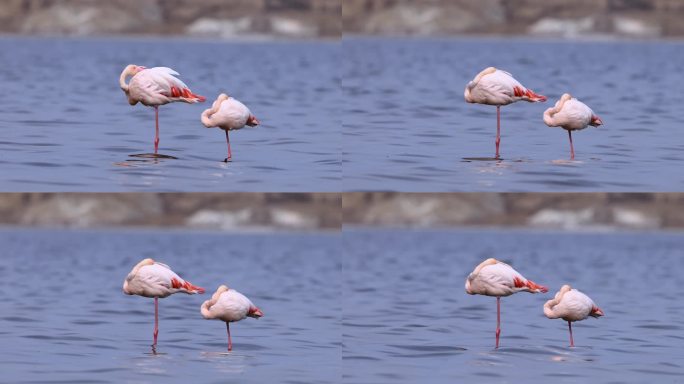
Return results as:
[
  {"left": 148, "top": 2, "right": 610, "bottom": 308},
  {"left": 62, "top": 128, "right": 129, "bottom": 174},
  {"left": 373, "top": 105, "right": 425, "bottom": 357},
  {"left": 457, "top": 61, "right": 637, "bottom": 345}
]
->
[
  {"left": 0, "top": 0, "right": 340, "bottom": 38},
  {"left": 343, "top": 0, "right": 684, "bottom": 38},
  {"left": 0, "top": 193, "right": 341, "bottom": 230},
  {"left": 344, "top": 193, "right": 684, "bottom": 230}
]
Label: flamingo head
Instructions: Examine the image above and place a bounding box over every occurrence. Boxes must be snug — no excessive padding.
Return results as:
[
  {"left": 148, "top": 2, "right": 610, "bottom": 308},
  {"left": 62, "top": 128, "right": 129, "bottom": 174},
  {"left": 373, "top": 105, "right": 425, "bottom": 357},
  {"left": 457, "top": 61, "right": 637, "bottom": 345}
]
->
[
  {"left": 126, "top": 64, "right": 146, "bottom": 74},
  {"left": 590, "top": 114, "right": 603, "bottom": 127},
  {"left": 246, "top": 115, "right": 260, "bottom": 127},
  {"left": 248, "top": 306, "right": 264, "bottom": 318},
  {"left": 590, "top": 305, "right": 604, "bottom": 318}
]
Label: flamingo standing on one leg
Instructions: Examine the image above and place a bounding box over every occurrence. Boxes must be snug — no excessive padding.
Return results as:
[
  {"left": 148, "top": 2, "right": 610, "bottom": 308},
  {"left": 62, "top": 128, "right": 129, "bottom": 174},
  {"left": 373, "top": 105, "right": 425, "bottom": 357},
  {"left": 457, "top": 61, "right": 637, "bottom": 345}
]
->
[
  {"left": 465, "top": 258, "right": 548, "bottom": 348},
  {"left": 465, "top": 67, "right": 547, "bottom": 159},
  {"left": 543, "top": 285, "right": 604, "bottom": 347},
  {"left": 200, "top": 285, "right": 263, "bottom": 351},
  {"left": 543, "top": 93, "right": 603, "bottom": 160},
  {"left": 123, "top": 258, "right": 205, "bottom": 349},
  {"left": 200, "top": 93, "right": 260, "bottom": 162},
  {"left": 119, "top": 65, "right": 206, "bottom": 155}
]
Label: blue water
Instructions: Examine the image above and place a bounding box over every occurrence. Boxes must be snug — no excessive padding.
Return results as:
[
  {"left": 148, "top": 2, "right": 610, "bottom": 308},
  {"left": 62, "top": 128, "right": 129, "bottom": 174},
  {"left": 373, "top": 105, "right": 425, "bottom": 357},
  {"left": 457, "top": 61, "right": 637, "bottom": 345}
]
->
[
  {"left": 343, "top": 38, "right": 684, "bottom": 191},
  {"left": 0, "top": 228, "right": 340, "bottom": 383},
  {"left": 0, "top": 37, "right": 341, "bottom": 191},
  {"left": 343, "top": 228, "right": 684, "bottom": 383}
]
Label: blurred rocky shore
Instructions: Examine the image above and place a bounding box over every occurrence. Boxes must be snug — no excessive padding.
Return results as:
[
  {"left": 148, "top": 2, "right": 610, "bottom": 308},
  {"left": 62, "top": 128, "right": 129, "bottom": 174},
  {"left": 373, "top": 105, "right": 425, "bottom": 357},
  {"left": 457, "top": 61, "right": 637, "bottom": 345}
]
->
[
  {"left": 344, "top": 193, "right": 684, "bottom": 230},
  {"left": 0, "top": 0, "right": 340, "bottom": 38},
  {"left": 344, "top": 0, "right": 684, "bottom": 38},
  {"left": 0, "top": 193, "right": 340, "bottom": 230}
]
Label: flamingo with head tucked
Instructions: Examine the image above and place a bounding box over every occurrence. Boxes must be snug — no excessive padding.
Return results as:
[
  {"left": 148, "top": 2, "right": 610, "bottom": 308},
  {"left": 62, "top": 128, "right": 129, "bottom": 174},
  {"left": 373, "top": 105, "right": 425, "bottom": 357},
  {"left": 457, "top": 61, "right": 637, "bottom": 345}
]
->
[
  {"left": 201, "top": 93, "right": 260, "bottom": 162},
  {"left": 201, "top": 285, "right": 263, "bottom": 351},
  {"left": 544, "top": 285, "right": 604, "bottom": 347},
  {"left": 465, "top": 258, "right": 548, "bottom": 348},
  {"left": 543, "top": 93, "right": 603, "bottom": 160},
  {"left": 123, "top": 258, "right": 205, "bottom": 348},
  {"left": 465, "top": 67, "right": 547, "bottom": 159},
  {"left": 119, "top": 65, "right": 206, "bottom": 154}
]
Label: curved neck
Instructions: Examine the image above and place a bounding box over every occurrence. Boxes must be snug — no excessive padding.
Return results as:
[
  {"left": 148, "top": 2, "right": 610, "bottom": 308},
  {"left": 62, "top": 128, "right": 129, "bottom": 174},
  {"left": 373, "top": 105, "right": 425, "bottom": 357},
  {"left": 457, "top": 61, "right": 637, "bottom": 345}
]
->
[
  {"left": 200, "top": 300, "right": 214, "bottom": 319},
  {"left": 119, "top": 67, "right": 133, "bottom": 92}
]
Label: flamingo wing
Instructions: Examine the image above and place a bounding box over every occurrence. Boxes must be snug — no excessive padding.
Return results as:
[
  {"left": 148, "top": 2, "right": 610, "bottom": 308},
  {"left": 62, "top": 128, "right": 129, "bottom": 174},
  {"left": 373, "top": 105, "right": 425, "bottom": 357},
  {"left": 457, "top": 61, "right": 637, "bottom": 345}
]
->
[
  {"left": 553, "top": 99, "right": 594, "bottom": 130},
  {"left": 214, "top": 98, "right": 252, "bottom": 130}
]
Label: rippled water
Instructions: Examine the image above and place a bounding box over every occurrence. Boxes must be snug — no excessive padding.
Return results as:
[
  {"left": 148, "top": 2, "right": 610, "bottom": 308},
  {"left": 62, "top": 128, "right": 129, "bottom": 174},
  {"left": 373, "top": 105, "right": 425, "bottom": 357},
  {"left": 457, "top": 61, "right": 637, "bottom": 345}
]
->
[
  {"left": 0, "top": 37, "right": 340, "bottom": 191},
  {"left": 0, "top": 228, "right": 340, "bottom": 383},
  {"left": 343, "top": 228, "right": 684, "bottom": 383},
  {"left": 343, "top": 38, "right": 684, "bottom": 191}
]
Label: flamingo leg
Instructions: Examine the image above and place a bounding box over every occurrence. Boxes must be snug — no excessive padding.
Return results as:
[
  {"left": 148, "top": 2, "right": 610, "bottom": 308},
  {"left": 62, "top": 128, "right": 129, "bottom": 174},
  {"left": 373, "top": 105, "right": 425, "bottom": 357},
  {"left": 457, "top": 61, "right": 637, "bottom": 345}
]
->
[
  {"left": 495, "top": 106, "right": 501, "bottom": 159},
  {"left": 495, "top": 297, "right": 501, "bottom": 349},
  {"left": 226, "top": 322, "right": 233, "bottom": 351},
  {"left": 154, "top": 106, "right": 160, "bottom": 154},
  {"left": 568, "top": 321, "right": 574, "bottom": 347},
  {"left": 568, "top": 130, "right": 575, "bottom": 160},
  {"left": 153, "top": 297, "right": 159, "bottom": 347},
  {"left": 224, "top": 129, "right": 232, "bottom": 163}
]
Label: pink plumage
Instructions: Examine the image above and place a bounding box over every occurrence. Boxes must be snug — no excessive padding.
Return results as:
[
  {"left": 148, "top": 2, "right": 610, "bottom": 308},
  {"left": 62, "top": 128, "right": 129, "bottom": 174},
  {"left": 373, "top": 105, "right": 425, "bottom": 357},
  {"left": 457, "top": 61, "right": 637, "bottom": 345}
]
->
[
  {"left": 464, "top": 67, "right": 547, "bottom": 159},
  {"left": 544, "top": 285, "right": 604, "bottom": 347},
  {"left": 465, "top": 258, "right": 547, "bottom": 348},
  {"left": 123, "top": 258, "right": 204, "bottom": 349},
  {"left": 201, "top": 93, "right": 260, "bottom": 162},
  {"left": 543, "top": 93, "right": 603, "bottom": 160},
  {"left": 119, "top": 64, "right": 206, "bottom": 154},
  {"left": 201, "top": 285, "right": 263, "bottom": 351}
]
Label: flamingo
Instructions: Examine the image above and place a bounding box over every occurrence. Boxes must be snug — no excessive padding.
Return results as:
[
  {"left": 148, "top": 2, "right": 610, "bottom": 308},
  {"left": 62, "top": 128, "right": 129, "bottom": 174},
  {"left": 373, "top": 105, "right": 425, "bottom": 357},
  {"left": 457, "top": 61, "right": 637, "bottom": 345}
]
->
[
  {"left": 465, "top": 258, "right": 548, "bottom": 348},
  {"left": 543, "top": 285, "right": 604, "bottom": 347},
  {"left": 123, "top": 258, "right": 205, "bottom": 348},
  {"left": 543, "top": 93, "right": 603, "bottom": 160},
  {"left": 119, "top": 65, "right": 206, "bottom": 154},
  {"left": 200, "top": 93, "right": 260, "bottom": 162},
  {"left": 201, "top": 285, "right": 264, "bottom": 351},
  {"left": 464, "top": 67, "right": 547, "bottom": 159}
]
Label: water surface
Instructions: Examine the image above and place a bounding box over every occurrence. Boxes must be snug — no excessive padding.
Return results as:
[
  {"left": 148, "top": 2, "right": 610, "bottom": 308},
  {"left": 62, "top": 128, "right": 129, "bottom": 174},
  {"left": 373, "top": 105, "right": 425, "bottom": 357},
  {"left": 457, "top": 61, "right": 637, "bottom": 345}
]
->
[
  {"left": 0, "top": 37, "right": 340, "bottom": 191},
  {"left": 343, "top": 228, "right": 684, "bottom": 383},
  {"left": 0, "top": 228, "right": 340, "bottom": 383},
  {"left": 343, "top": 38, "right": 684, "bottom": 191}
]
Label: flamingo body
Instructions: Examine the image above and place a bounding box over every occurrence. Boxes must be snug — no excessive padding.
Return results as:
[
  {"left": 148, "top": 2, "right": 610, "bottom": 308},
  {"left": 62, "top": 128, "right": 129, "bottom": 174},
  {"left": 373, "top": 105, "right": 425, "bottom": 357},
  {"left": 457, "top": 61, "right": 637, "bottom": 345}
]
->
[
  {"left": 201, "top": 93, "right": 260, "bottom": 162},
  {"left": 465, "top": 67, "right": 547, "bottom": 106},
  {"left": 465, "top": 258, "right": 548, "bottom": 296},
  {"left": 464, "top": 67, "right": 546, "bottom": 158},
  {"left": 123, "top": 258, "right": 205, "bottom": 348},
  {"left": 123, "top": 258, "right": 205, "bottom": 298},
  {"left": 465, "top": 258, "right": 547, "bottom": 348},
  {"left": 201, "top": 285, "right": 263, "bottom": 351}
]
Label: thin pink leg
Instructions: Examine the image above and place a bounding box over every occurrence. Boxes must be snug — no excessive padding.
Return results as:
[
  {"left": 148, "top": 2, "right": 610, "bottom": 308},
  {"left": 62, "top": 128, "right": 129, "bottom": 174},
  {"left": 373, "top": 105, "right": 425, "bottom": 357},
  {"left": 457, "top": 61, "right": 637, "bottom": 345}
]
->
[
  {"left": 495, "top": 106, "right": 501, "bottom": 159},
  {"left": 226, "top": 322, "right": 233, "bottom": 351},
  {"left": 495, "top": 297, "right": 501, "bottom": 349},
  {"left": 568, "top": 321, "right": 574, "bottom": 347},
  {"left": 154, "top": 106, "right": 160, "bottom": 154},
  {"left": 224, "top": 130, "right": 232, "bottom": 162},
  {"left": 153, "top": 297, "right": 159, "bottom": 347},
  {"left": 568, "top": 130, "right": 575, "bottom": 160}
]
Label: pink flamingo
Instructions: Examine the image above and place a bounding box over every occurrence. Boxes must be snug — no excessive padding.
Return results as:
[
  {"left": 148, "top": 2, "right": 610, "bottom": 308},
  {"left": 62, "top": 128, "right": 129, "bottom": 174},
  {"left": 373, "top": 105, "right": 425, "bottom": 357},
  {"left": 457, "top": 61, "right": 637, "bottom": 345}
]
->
[
  {"left": 543, "top": 93, "right": 603, "bottom": 160},
  {"left": 465, "top": 67, "right": 547, "bottom": 158},
  {"left": 119, "top": 65, "right": 206, "bottom": 154},
  {"left": 465, "top": 258, "right": 548, "bottom": 348},
  {"left": 544, "top": 285, "right": 604, "bottom": 347},
  {"left": 201, "top": 285, "right": 264, "bottom": 351},
  {"left": 123, "top": 258, "right": 205, "bottom": 348},
  {"left": 200, "top": 93, "right": 260, "bottom": 162}
]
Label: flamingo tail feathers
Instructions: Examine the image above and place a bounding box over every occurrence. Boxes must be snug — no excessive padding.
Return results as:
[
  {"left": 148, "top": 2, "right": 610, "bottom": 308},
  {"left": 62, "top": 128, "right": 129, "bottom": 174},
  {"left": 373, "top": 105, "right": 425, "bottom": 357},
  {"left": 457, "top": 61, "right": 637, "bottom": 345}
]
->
[
  {"left": 526, "top": 279, "right": 548, "bottom": 293},
  {"left": 171, "top": 278, "right": 205, "bottom": 294},
  {"left": 170, "top": 86, "right": 206, "bottom": 103},
  {"left": 524, "top": 89, "right": 547, "bottom": 102}
]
